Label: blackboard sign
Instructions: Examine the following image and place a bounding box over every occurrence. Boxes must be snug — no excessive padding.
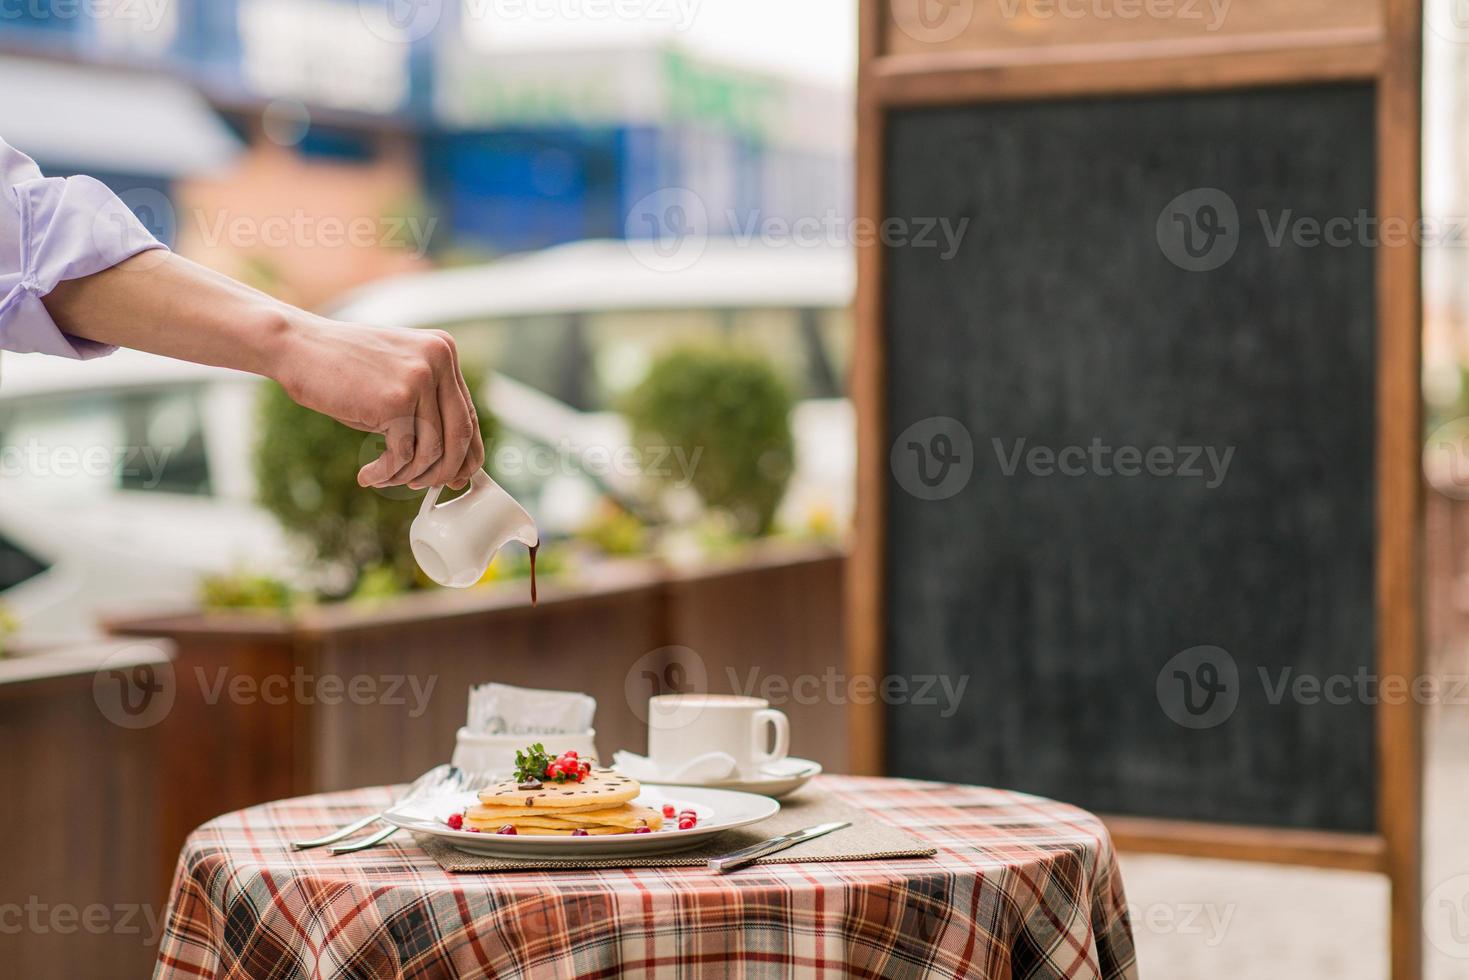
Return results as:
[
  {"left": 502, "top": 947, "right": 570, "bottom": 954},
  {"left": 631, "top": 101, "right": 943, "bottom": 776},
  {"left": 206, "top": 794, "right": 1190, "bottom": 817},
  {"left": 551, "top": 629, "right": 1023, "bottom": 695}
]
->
[{"left": 882, "top": 85, "right": 1379, "bottom": 832}]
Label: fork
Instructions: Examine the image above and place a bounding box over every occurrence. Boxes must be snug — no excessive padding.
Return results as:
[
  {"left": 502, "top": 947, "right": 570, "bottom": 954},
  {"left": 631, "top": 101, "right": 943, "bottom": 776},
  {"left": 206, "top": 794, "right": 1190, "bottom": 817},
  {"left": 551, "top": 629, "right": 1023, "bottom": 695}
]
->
[
  {"left": 292, "top": 765, "right": 453, "bottom": 850},
  {"left": 329, "top": 768, "right": 496, "bottom": 854}
]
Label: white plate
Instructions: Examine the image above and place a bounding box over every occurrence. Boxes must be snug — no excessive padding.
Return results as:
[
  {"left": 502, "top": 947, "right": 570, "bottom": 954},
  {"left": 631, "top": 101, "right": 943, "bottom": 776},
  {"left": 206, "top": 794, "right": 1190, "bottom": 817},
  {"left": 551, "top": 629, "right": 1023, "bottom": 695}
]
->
[
  {"left": 625, "top": 758, "right": 823, "bottom": 798},
  {"left": 383, "top": 786, "right": 781, "bottom": 858}
]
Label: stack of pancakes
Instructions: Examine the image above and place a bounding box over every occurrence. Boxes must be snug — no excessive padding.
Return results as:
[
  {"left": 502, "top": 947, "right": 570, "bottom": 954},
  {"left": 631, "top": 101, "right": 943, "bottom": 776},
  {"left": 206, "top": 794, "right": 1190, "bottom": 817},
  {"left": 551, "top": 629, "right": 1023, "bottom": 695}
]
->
[{"left": 465, "top": 768, "right": 663, "bottom": 836}]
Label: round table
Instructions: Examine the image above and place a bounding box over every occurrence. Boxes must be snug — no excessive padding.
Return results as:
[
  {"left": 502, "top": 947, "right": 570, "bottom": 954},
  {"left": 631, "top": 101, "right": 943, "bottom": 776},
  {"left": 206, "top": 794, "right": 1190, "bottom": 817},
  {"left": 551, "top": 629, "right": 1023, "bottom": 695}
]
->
[{"left": 154, "top": 776, "right": 1137, "bottom": 979}]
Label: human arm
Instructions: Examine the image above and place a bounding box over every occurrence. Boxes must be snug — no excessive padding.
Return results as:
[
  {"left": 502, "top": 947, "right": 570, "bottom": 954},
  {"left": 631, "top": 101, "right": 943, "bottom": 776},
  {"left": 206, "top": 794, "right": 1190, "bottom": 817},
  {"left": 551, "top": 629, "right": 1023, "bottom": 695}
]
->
[
  {"left": 42, "top": 252, "right": 485, "bottom": 490},
  {"left": 0, "top": 137, "right": 481, "bottom": 489}
]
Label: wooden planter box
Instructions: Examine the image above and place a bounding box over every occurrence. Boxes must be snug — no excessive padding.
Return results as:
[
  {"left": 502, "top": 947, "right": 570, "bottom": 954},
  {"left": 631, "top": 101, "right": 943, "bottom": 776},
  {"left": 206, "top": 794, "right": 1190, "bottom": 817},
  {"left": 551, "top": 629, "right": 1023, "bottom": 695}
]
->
[
  {"left": 102, "top": 544, "right": 846, "bottom": 877},
  {"left": 0, "top": 640, "right": 172, "bottom": 979}
]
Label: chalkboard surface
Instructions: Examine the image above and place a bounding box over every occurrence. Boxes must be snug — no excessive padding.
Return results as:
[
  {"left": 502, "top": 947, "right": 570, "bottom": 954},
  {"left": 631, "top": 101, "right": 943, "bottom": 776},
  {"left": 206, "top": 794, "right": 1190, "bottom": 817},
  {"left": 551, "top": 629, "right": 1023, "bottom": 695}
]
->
[{"left": 883, "top": 85, "right": 1378, "bottom": 832}]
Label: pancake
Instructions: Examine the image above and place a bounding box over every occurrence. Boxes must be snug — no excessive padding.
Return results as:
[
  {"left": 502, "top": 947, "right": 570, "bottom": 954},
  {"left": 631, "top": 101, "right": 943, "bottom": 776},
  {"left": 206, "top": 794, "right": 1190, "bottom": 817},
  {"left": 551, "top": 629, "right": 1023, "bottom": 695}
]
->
[
  {"left": 466, "top": 804, "right": 663, "bottom": 833},
  {"left": 507, "top": 824, "right": 633, "bottom": 836},
  {"left": 463, "top": 801, "right": 613, "bottom": 820},
  {"left": 531, "top": 803, "right": 663, "bottom": 830},
  {"left": 477, "top": 768, "right": 640, "bottom": 810}
]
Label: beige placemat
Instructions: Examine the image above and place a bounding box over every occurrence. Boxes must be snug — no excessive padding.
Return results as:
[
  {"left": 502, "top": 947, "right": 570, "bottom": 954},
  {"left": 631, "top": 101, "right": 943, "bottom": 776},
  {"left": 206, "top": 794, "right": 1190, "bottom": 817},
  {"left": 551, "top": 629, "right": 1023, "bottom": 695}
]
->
[{"left": 414, "top": 787, "right": 936, "bottom": 873}]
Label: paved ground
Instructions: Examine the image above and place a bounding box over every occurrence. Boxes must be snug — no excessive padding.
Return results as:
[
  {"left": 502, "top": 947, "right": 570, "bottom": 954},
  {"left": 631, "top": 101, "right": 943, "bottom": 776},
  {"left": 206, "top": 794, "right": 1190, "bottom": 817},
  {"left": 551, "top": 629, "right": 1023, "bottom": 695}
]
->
[{"left": 1122, "top": 709, "right": 1469, "bottom": 978}]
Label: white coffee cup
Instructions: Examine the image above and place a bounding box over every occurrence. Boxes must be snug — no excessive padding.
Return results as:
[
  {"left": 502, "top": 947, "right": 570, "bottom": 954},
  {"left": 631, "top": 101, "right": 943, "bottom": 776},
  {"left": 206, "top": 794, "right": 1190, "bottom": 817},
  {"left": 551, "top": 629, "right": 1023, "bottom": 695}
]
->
[
  {"left": 646, "top": 694, "right": 790, "bottom": 780},
  {"left": 410, "top": 469, "right": 538, "bottom": 588}
]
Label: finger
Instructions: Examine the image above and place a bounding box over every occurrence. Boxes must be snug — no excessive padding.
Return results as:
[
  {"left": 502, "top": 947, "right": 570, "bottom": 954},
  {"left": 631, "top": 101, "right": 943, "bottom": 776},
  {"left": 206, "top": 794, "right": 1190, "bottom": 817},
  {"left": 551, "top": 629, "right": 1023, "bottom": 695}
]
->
[
  {"left": 419, "top": 367, "right": 475, "bottom": 490},
  {"left": 386, "top": 396, "right": 445, "bottom": 490},
  {"left": 390, "top": 333, "right": 458, "bottom": 489},
  {"left": 446, "top": 352, "right": 484, "bottom": 489},
  {"left": 424, "top": 330, "right": 481, "bottom": 490},
  {"left": 357, "top": 414, "right": 416, "bottom": 487}
]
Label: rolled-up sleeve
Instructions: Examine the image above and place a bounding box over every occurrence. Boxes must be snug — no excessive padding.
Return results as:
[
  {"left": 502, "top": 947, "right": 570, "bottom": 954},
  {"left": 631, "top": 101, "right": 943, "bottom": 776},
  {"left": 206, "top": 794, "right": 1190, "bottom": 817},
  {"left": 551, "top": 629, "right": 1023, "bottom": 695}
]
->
[{"left": 0, "top": 137, "right": 166, "bottom": 358}]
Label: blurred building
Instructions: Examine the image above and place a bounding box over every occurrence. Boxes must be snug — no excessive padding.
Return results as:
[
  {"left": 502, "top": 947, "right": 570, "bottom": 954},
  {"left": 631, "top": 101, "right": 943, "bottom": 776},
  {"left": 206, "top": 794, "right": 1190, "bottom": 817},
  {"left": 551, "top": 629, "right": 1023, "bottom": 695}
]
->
[
  {"left": 0, "top": 0, "right": 852, "bottom": 304},
  {"left": 430, "top": 43, "right": 852, "bottom": 255}
]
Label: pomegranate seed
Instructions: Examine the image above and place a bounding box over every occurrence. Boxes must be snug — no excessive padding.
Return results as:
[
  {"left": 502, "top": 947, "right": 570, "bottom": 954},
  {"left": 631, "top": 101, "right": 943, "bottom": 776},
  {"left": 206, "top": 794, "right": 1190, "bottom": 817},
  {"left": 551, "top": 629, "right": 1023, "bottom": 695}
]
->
[
  {"left": 633, "top": 827, "right": 652, "bottom": 834},
  {"left": 446, "top": 812, "right": 464, "bottom": 830},
  {"left": 497, "top": 825, "right": 517, "bottom": 835},
  {"left": 679, "top": 810, "right": 697, "bottom": 821},
  {"left": 468, "top": 827, "right": 482, "bottom": 833},
  {"left": 571, "top": 828, "right": 588, "bottom": 837},
  {"left": 662, "top": 804, "right": 676, "bottom": 818},
  {"left": 678, "top": 818, "right": 695, "bottom": 830}
]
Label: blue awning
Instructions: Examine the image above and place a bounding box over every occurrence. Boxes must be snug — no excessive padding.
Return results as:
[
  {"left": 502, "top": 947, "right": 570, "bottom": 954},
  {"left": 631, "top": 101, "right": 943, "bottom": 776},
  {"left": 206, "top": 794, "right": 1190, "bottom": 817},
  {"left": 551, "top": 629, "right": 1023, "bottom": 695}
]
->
[{"left": 0, "top": 55, "right": 243, "bottom": 178}]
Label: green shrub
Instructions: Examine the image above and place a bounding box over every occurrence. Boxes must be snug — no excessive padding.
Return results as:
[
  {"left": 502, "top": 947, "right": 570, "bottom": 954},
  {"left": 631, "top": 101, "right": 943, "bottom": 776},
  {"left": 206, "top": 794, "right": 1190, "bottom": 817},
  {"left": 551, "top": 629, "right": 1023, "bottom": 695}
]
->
[
  {"left": 0, "top": 602, "right": 15, "bottom": 657},
  {"left": 253, "top": 374, "right": 495, "bottom": 596},
  {"left": 578, "top": 500, "right": 649, "bottom": 556},
  {"left": 622, "top": 347, "right": 794, "bottom": 536},
  {"left": 199, "top": 571, "right": 301, "bottom": 612}
]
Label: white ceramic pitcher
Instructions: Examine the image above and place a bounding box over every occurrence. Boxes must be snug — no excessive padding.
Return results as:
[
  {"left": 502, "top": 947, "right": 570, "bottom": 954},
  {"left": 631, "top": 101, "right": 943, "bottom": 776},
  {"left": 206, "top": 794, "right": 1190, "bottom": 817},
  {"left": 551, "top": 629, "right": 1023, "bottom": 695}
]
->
[{"left": 409, "top": 470, "right": 538, "bottom": 588}]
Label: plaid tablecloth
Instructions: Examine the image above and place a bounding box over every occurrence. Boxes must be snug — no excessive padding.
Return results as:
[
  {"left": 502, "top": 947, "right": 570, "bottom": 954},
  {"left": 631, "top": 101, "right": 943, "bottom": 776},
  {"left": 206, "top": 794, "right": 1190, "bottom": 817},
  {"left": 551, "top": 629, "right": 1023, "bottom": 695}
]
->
[{"left": 154, "top": 776, "right": 1137, "bottom": 979}]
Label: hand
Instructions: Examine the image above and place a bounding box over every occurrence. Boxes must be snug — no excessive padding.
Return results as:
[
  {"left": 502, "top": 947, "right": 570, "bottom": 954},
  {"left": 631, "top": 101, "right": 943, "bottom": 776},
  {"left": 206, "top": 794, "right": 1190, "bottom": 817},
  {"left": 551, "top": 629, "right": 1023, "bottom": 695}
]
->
[{"left": 274, "top": 316, "right": 485, "bottom": 490}]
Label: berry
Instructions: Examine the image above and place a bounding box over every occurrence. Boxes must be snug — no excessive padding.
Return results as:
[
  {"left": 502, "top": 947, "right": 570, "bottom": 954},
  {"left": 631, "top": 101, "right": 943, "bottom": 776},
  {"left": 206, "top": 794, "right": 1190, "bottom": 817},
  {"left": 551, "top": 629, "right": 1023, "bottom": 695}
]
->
[
  {"left": 633, "top": 826, "right": 652, "bottom": 834},
  {"left": 662, "top": 804, "right": 676, "bottom": 818},
  {"left": 678, "top": 818, "right": 695, "bottom": 830},
  {"left": 571, "top": 828, "right": 588, "bottom": 837},
  {"left": 497, "top": 825, "right": 517, "bottom": 835},
  {"left": 446, "top": 812, "right": 464, "bottom": 830}
]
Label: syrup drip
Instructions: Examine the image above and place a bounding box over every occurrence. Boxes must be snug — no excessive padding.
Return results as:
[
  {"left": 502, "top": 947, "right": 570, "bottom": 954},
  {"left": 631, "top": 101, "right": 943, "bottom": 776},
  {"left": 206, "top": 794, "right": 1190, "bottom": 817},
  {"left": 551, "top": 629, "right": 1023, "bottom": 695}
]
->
[{"left": 528, "top": 541, "right": 539, "bottom": 606}]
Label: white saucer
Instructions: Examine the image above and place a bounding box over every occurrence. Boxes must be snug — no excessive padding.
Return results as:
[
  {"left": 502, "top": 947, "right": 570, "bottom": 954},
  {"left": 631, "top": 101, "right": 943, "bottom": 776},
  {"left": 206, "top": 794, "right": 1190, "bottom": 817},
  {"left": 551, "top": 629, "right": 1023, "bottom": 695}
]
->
[{"left": 622, "top": 758, "right": 822, "bottom": 798}]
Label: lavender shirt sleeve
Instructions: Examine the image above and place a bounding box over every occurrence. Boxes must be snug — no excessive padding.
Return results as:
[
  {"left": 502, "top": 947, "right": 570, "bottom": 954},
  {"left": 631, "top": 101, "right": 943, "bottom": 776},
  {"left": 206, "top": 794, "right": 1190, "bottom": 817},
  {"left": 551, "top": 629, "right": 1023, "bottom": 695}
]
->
[{"left": 0, "top": 137, "right": 167, "bottom": 359}]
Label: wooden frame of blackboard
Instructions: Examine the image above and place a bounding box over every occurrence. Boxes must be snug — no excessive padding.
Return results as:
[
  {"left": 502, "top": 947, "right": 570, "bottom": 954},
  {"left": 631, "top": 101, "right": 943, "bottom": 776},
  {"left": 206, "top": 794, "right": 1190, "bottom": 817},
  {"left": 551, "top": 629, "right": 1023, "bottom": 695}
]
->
[{"left": 848, "top": 1, "right": 1423, "bottom": 977}]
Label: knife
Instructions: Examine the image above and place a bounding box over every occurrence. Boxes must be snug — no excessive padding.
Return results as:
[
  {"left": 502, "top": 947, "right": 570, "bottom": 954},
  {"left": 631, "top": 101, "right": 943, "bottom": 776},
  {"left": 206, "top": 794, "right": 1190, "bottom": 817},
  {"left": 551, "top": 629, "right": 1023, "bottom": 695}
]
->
[{"left": 708, "top": 821, "right": 852, "bottom": 873}]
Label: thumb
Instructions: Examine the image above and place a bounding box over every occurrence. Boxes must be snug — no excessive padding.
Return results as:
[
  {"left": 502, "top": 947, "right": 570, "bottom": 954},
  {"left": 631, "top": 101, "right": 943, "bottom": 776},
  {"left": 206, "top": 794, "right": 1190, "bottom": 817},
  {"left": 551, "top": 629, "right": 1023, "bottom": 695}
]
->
[
  {"left": 357, "top": 450, "right": 395, "bottom": 487},
  {"left": 357, "top": 416, "right": 417, "bottom": 487}
]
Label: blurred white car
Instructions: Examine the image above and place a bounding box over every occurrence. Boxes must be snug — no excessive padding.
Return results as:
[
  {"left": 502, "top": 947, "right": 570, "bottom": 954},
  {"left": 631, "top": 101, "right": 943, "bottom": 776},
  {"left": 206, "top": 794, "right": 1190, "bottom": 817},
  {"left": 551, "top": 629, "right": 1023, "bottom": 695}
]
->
[
  {"left": 0, "top": 238, "right": 854, "bottom": 641},
  {"left": 329, "top": 238, "right": 855, "bottom": 534},
  {"left": 0, "top": 351, "right": 290, "bottom": 642}
]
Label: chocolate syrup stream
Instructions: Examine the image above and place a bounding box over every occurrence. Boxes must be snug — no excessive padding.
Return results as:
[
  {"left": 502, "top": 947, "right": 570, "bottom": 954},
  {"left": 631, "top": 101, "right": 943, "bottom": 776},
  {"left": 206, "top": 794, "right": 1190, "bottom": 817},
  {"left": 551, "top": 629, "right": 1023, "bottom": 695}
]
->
[{"left": 528, "top": 541, "right": 539, "bottom": 606}]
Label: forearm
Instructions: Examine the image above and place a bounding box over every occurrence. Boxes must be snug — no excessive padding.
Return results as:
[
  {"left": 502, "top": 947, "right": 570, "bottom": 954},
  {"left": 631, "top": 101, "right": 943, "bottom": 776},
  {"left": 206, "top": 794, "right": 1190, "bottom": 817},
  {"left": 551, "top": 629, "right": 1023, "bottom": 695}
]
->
[{"left": 39, "top": 251, "right": 299, "bottom": 381}]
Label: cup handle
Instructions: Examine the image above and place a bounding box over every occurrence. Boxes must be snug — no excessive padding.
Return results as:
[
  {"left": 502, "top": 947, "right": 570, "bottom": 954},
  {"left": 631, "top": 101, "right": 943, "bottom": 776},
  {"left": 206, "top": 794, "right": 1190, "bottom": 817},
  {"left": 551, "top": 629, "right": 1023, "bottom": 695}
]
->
[
  {"left": 417, "top": 470, "right": 490, "bottom": 517},
  {"left": 417, "top": 485, "right": 444, "bottom": 516},
  {"left": 751, "top": 709, "right": 790, "bottom": 766}
]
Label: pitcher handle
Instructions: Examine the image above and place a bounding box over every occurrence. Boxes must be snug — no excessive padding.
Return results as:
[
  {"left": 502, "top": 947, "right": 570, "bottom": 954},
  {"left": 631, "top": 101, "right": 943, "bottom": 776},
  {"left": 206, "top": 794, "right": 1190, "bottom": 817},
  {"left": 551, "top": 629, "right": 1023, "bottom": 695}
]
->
[
  {"left": 417, "top": 469, "right": 491, "bottom": 516},
  {"left": 417, "top": 485, "right": 445, "bottom": 516}
]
